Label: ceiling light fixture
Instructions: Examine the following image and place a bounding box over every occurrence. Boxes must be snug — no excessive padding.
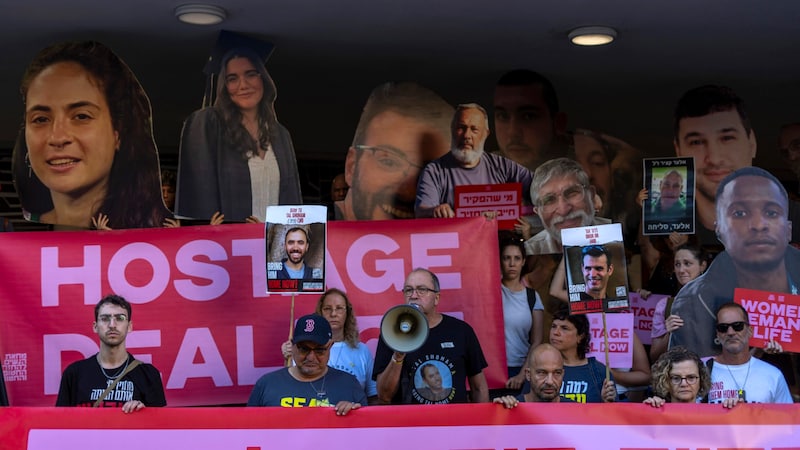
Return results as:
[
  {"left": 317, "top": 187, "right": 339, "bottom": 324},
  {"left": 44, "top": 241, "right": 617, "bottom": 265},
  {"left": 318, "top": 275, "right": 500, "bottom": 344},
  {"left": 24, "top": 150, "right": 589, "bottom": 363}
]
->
[
  {"left": 175, "top": 4, "right": 227, "bottom": 25},
  {"left": 568, "top": 26, "right": 617, "bottom": 46}
]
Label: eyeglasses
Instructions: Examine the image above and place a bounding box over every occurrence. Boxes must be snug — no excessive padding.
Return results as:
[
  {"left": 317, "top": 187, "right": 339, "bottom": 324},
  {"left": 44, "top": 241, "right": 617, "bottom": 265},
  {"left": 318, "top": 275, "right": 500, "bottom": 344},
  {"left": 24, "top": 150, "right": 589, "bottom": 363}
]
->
[
  {"left": 353, "top": 145, "right": 422, "bottom": 176},
  {"left": 97, "top": 314, "right": 128, "bottom": 324},
  {"left": 581, "top": 244, "right": 608, "bottom": 256},
  {"left": 669, "top": 375, "right": 699, "bottom": 385},
  {"left": 716, "top": 321, "right": 746, "bottom": 333},
  {"left": 321, "top": 306, "right": 347, "bottom": 315},
  {"left": 225, "top": 70, "right": 261, "bottom": 87},
  {"left": 295, "top": 343, "right": 329, "bottom": 356},
  {"left": 537, "top": 184, "right": 587, "bottom": 214},
  {"left": 402, "top": 286, "right": 438, "bottom": 297}
]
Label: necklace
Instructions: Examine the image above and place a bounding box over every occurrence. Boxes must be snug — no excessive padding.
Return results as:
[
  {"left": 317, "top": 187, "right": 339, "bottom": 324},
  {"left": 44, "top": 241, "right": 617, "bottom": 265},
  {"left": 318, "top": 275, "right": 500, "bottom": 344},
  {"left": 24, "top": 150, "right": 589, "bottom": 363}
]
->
[
  {"left": 724, "top": 358, "right": 751, "bottom": 401},
  {"left": 97, "top": 354, "right": 129, "bottom": 380},
  {"left": 308, "top": 374, "right": 327, "bottom": 399}
]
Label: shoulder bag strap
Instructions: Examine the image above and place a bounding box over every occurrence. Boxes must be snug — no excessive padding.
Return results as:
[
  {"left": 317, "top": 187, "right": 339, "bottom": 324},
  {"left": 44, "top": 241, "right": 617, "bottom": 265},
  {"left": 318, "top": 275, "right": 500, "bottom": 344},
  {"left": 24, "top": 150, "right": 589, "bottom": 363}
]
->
[{"left": 93, "top": 360, "right": 142, "bottom": 408}]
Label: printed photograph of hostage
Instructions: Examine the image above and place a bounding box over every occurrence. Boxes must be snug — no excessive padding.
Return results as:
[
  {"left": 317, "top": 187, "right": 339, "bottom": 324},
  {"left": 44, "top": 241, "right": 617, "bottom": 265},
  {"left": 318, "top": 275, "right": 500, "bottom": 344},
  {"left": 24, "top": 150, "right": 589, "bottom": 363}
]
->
[
  {"left": 642, "top": 158, "right": 696, "bottom": 235},
  {"left": 561, "top": 224, "right": 629, "bottom": 314},
  {"left": 13, "top": 41, "right": 170, "bottom": 229},
  {"left": 414, "top": 362, "right": 454, "bottom": 403},
  {"left": 266, "top": 205, "right": 326, "bottom": 293}
]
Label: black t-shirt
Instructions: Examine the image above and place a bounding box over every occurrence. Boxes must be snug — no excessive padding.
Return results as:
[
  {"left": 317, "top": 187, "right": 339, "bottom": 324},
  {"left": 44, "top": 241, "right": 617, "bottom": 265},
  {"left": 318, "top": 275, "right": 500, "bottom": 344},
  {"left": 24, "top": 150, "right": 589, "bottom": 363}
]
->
[
  {"left": 373, "top": 314, "right": 488, "bottom": 404},
  {"left": 56, "top": 353, "right": 166, "bottom": 407}
]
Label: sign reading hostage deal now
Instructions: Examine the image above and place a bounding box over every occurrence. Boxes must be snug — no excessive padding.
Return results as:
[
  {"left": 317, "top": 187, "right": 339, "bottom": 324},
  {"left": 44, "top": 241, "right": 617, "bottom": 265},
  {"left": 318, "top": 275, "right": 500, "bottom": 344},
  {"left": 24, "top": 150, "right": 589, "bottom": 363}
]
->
[{"left": 0, "top": 218, "right": 503, "bottom": 406}]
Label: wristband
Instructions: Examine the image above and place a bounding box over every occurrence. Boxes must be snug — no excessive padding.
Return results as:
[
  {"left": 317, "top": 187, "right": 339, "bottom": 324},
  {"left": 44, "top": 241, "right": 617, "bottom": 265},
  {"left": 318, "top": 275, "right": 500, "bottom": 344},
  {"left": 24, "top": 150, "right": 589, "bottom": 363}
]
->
[{"left": 391, "top": 355, "right": 404, "bottom": 365}]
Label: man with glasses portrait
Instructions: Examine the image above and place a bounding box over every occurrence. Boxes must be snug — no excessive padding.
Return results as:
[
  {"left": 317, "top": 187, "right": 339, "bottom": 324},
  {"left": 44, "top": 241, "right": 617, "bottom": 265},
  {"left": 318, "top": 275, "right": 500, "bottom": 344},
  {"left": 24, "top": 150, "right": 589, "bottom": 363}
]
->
[
  {"left": 415, "top": 103, "right": 533, "bottom": 218},
  {"left": 525, "top": 158, "right": 609, "bottom": 256},
  {"left": 373, "top": 268, "right": 489, "bottom": 404},
  {"left": 248, "top": 314, "right": 366, "bottom": 414},
  {"left": 336, "top": 82, "right": 454, "bottom": 221},
  {"left": 705, "top": 303, "right": 792, "bottom": 406},
  {"left": 56, "top": 294, "right": 166, "bottom": 411}
]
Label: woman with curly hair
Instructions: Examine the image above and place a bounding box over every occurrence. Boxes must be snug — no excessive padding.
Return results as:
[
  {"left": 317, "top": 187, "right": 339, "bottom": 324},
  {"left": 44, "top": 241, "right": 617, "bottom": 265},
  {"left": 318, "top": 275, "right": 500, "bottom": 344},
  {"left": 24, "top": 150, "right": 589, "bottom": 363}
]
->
[
  {"left": 14, "top": 40, "right": 169, "bottom": 228},
  {"left": 643, "top": 346, "right": 710, "bottom": 407},
  {"left": 281, "top": 288, "right": 376, "bottom": 403},
  {"left": 176, "top": 47, "right": 301, "bottom": 222}
]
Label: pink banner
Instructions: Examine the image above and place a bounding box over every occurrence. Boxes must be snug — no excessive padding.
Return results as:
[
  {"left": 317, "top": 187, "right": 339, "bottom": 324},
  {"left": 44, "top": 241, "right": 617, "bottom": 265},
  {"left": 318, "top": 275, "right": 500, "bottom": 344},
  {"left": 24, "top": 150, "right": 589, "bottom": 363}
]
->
[
  {"left": 736, "top": 288, "right": 800, "bottom": 352},
  {"left": 1, "top": 404, "right": 798, "bottom": 450},
  {"left": 586, "top": 313, "right": 633, "bottom": 368},
  {"left": 627, "top": 292, "right": 668, "bottom": 346},
  {"left": 0, "top": 218, "right": 504, "bottom": 406}
]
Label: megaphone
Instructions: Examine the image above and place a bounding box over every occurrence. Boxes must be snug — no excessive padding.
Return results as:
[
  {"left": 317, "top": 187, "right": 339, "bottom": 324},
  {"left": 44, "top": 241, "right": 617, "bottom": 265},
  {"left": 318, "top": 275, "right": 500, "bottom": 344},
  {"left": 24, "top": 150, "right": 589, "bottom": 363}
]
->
[{"left": 380, "top": 304, "right": 429, "bottom": 353}]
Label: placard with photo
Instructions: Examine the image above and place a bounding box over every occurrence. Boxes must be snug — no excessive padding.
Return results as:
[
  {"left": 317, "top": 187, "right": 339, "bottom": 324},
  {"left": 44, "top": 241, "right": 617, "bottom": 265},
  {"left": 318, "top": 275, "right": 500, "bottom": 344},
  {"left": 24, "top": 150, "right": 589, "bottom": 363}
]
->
[
  {"left": 642, "top": 157, "right": 696, "bottom": 235},
  {"left": 265, "top": 205, "right": 327, "bottom": 293},
  {"left": 561, "top": 223, "right": 629, "bottom": 314}
]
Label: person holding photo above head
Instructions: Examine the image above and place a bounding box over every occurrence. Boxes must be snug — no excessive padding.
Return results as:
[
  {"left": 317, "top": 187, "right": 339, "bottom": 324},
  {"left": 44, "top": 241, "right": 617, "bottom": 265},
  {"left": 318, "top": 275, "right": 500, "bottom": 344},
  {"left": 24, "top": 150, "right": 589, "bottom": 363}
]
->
[
  {"left": 549, "top": 305, "right": 617, "bottom": 403},
  {"left": 176, "top": 47, "right": 301, "bottom": 223},
  {"left": 281, "top": 289, "right": 377, "bottom": 403},
  {"left": 642, "top": 346, "right": 710, "bottom": 407},
  {"left": 648, "top": 244, "right": 707, "bottom": 362},
  {"left": 373, "top": 268, "right": 489, "bottom": 405},
  {"left": 14, "top": 41, "right": 169, "bottom": 229},
  {"left": 56, "top": 294, "right": 166, "bottom": 411},
  {"left": 249, "top": 314, "right": 366, "bottom": 414},
  {"left": 499, "top": 237, "right": 544, "bottom": 393},
  {"left": 493, "top": 344, "right": 573, "bottom": 408}
]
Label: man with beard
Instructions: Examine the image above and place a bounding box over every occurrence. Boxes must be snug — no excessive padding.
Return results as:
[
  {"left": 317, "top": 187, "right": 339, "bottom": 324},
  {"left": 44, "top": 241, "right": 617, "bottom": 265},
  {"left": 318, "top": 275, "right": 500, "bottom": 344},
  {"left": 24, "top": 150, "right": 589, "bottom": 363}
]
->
[
  {"left": 248, "top": 314, "right": 366, "bottom": 414},
  {"left": 56, "top": 295, "right": 166, "bottom": 411},
  {"left": 493, "top": 344, "right": 572, "bottom": 406},
  {"left": 706, "top": 303, "right": 792, "bottom": 406},
  {"left": 335, "top": 82, "right": 453, "bottom": 220},
  {"left": 415, "top": 103, "right": 532, "bottom": 218},
  {"left": 651, "top": 170, "right": 687, "bottom": 220},
  {"left": 276, "top": 227, "right": 316, "bottom": 279},
  {"left": 670, "top": 167, "right": 800, "bottom": 357},
  {"left": 524, "top": 158, "right": 610, "bottom": 255}
]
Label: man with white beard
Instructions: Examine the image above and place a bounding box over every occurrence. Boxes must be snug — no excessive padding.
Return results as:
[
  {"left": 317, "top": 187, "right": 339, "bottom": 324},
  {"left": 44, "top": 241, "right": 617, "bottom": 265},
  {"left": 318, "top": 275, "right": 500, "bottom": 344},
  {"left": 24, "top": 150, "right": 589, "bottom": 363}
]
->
[
  {"left": 524, "top": 158, "right": 610, "bottom": 255},
  {"left": 415, "top": 103, "right": 533, "bottom": 218}
]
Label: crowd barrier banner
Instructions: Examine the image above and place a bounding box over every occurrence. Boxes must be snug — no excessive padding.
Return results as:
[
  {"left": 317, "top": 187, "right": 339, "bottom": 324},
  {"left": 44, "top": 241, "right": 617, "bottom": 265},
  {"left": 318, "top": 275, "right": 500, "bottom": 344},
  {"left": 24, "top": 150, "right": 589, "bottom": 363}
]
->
[
  {"left": 0, "top": 403, "right": 798, "bottom": 449},
  {"left": 0, "top": 218, "right": 504, "bottom": 406}
]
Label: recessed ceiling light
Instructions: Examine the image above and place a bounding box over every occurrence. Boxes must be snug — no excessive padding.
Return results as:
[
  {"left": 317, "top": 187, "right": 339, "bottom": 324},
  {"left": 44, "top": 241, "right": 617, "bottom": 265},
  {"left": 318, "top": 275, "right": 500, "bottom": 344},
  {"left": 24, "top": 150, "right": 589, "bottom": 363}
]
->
[
  {"left": 175, "top": 4, "right": 227, "bottom": 25},
  {"left": 568, "top": 26, "right": 617, "bottom": 46}
]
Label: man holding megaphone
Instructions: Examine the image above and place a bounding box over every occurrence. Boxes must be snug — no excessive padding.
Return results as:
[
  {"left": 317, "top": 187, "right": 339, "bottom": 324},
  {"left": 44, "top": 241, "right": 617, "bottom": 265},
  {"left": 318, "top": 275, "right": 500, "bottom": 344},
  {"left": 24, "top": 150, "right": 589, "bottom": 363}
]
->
[{"left": 373, "top": 268, "right": 489, "bottom": 405}]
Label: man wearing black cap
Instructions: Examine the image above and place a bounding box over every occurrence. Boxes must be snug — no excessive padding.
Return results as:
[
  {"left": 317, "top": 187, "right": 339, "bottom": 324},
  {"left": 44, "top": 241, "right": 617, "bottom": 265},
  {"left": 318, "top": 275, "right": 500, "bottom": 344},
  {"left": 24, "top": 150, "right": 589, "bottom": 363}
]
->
[{"left": 247, "top": 314, "right": 366, "bottom": 414}]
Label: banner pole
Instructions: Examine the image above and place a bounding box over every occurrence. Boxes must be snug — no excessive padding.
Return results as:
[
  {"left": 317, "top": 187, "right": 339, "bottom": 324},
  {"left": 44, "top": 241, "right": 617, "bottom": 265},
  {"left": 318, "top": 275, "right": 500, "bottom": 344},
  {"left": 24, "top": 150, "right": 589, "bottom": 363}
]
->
[
  {"left": 285, "top": 293, "right": 295, "bottom": 368},
  {"left": 602, "top": 311, "right": 610, "bottom": 381}
]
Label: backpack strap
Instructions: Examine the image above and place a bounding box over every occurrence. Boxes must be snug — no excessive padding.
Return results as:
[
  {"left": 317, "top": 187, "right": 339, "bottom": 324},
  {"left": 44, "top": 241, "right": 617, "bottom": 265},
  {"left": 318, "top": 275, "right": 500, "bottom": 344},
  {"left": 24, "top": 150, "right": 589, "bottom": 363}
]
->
[{"left": 525, "top": 288, "right": 537, "bottom": 312}]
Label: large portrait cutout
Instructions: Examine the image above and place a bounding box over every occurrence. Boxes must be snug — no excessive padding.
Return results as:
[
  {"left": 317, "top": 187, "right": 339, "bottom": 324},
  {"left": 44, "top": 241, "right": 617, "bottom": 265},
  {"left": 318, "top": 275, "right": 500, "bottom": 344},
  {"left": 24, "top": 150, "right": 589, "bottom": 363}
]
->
[
  {"left": 175, "top": 34, "right": 302, "bottom": 222},
  {"left": 12, "top": 41, "right": 169, "bottom": 229},
  {"left": 336, "top": 82, "right": 454, "bottom": 220}
]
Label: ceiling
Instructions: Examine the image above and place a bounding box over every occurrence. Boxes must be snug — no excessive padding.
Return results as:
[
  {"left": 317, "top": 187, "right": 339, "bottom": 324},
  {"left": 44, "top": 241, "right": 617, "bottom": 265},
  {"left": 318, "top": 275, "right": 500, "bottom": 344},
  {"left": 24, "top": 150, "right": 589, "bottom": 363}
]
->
[{"left": 2, "top": 0, "right": 799, "bottom": 170}]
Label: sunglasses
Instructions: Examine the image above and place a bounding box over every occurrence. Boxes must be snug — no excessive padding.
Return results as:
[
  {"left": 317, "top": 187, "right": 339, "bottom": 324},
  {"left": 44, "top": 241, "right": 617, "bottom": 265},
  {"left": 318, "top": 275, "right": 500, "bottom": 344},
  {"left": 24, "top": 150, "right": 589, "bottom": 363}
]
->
[{"left": 716, "top": 321, "right": 746, "bottom": 333}]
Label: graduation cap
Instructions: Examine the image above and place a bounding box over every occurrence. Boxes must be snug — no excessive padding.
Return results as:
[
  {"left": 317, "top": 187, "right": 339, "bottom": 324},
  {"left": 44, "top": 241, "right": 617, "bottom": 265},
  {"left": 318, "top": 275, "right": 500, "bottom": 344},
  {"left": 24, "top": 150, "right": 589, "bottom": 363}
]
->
[{"left": 203, "top": 30, "right": 274, "bottom": 76}]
